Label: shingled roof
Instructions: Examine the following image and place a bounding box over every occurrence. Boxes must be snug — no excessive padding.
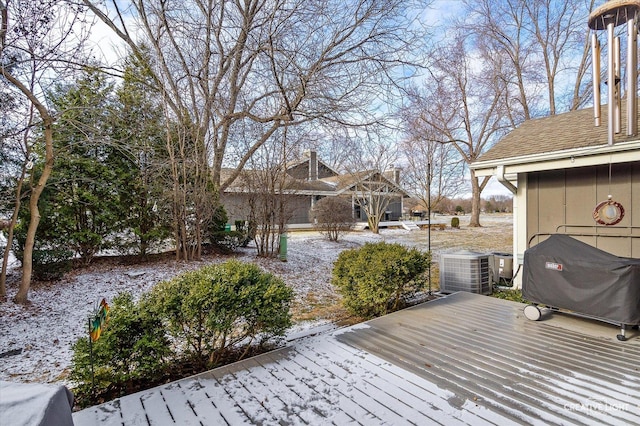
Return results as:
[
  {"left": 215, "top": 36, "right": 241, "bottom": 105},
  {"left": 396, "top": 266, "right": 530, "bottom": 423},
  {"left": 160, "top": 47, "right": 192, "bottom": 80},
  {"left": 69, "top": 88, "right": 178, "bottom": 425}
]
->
[
  {"left": 222, "top": 167, "right": 409, "bottom": 196},
  {"left": 221, "top": 168, "right": 337, "bottom": 193},
  {"left": 477, "top": 101, "right": 640, "bottom": 163}
]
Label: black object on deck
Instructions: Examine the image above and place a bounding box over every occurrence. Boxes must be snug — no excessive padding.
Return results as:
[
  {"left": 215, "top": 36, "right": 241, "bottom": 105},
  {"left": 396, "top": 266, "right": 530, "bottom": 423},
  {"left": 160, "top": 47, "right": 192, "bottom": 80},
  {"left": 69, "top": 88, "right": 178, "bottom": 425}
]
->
[{"left": 522, "top": 234, "right": 640, "bottom": 341}]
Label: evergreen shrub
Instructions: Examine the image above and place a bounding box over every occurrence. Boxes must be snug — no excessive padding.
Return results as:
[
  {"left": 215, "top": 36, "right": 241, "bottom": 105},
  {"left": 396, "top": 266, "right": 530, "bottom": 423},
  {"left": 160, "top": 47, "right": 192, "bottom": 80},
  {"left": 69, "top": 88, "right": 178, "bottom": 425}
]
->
[
  {"left": 451, "top": 217, "right": 460, "bottom": 228},
  {"left": 31, "top": 249, "right": 74, "bottom": 280},
  {"left": 209, "top": 207, "right": 250, "bottom": 250},
  {"left": 11, "top": 222, "right": 73, "bottom": 280},
  {"left": 70, "top": 292, "right": 170, "bottom": 407},
  {"left": 146, "top": 260, "right": 293, "bottom": 368},
  {"left": 332, "top": 242, "right": 430, "bottom": 318},
  {"left": 70, "top": 260, "right": 293, "bottom": 407},
  {"left": 210, "top": 230, "right": 246, "bottom": 252}
]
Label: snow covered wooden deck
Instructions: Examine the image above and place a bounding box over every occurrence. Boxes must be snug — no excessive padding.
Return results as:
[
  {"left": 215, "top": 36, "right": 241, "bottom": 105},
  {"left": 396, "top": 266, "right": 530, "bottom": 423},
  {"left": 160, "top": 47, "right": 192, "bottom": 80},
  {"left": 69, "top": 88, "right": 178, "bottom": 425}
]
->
[{"left": 73, "top": 292, "right": 640, "bottom": 425}]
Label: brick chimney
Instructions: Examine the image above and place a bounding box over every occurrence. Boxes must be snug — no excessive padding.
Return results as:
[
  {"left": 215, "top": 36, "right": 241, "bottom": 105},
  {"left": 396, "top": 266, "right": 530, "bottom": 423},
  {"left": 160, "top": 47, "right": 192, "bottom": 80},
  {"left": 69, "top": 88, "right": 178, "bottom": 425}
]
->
[{"left": 308, "top": 150, "right": 318, "bottom": 181}]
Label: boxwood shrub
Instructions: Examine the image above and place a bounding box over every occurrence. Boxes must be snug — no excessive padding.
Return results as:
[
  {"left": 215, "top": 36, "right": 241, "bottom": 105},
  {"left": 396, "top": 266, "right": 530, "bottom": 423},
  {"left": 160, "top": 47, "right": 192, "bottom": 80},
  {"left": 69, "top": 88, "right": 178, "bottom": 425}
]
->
[
  {"left": 70, "top": 260, "right": 293, "bottom": 407},
  {"left": 332, "top": 242, "right": 430, "bottom": 319},
  {"left": 70, "top": 292, "right": 171, "bottom": 407},
  {"left": 145, "top": 260, "right": 293, "bottom": 367}
]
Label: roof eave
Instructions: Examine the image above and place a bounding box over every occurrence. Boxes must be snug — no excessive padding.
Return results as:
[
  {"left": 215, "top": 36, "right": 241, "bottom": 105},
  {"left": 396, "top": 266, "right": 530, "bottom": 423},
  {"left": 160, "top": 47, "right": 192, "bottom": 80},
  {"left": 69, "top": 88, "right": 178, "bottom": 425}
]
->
[{"left": 472, "top": 140, "right": 640, "bottom": 177}]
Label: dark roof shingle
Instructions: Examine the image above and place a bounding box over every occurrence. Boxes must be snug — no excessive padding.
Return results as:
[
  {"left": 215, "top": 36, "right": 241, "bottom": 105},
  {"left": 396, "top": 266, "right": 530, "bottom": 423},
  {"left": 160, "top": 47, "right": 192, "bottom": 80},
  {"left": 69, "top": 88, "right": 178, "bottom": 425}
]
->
[{"left": 478, "top": 102, "right": 640, "bottom": 163}]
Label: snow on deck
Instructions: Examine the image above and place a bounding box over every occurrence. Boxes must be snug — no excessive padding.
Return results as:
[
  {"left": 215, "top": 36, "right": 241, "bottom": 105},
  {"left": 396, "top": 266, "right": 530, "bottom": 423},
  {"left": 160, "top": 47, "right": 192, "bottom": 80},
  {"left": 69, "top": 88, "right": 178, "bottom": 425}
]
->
[{"left": 73, "top": 292, "right": 640, "bottom": 425}]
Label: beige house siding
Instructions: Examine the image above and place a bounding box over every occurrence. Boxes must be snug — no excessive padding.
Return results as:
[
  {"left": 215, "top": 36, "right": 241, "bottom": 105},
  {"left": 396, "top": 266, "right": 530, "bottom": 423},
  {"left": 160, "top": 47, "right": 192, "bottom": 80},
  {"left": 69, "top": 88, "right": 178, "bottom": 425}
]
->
[
  {"left": 525, "top": 162, "right": 640, "bottom": 258},
  {"left": 220, "top": 193, "right": 250, "bottom": 224}
]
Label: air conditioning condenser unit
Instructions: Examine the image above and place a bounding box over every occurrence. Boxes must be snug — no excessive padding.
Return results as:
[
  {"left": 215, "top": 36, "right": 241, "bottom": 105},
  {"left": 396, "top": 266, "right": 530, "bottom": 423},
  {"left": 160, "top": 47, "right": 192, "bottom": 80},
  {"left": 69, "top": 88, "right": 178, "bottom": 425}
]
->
[{"left": 439, "top": 252, "right": 491, "bottom": 295}]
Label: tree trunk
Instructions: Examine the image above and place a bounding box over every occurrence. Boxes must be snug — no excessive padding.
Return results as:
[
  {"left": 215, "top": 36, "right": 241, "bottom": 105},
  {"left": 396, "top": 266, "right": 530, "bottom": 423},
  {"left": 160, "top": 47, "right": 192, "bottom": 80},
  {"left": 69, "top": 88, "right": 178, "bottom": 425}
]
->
[
  {"left": 368, "top": 216, "right": 379, "bottom": 234},
  {"left": 468, "top": 170, "right": 482, "bottom": 228},
  {"left": 14, "top": 120, "right": 54, "bottom": 304},
  {"left": 0, "top": 179, "right": 22, "bottom": 297},
  {"left": 0, "top": 103, "right": 36, "bottom": 297},
  {"left": 468, "top": 171, "right": 491, "bottom": 228}
]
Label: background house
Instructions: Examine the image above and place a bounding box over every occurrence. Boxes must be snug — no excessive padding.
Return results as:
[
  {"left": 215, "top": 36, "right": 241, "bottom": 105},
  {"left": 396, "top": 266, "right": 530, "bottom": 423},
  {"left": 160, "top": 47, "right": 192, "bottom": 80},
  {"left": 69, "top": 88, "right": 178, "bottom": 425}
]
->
[
  {"left": 221, "top": 151, "right": 409, "bottom": 226},
  {"left": 471, "top": 103, "right": 640, "bottom": 288}
]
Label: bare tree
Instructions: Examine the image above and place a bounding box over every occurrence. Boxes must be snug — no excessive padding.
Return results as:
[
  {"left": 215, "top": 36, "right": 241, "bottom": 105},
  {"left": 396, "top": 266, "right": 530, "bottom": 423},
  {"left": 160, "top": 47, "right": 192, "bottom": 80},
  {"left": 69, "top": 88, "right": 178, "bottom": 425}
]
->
[
  {"left": 312, "top": 197, "right": 354, "bottom": 242},
  {"left": 483, "top": 195, "right": 513, "bottom": 213},
  {"left": 160, "top": 108, "right": 217, "bottom": 261},
  {"left": 399, "top": 111, "right": 466, "bottom": 216},
  {"left": 461, "top": 0, "right": 593, "bottom": 119},
  {"left": 0, "top": 0, "right": 89, "bottom": 302},
  {"left": 242, "top": 130, "right": 299, "bottom": 258},
  {"left": 307, "top": 129, "right": 359, "bottom": 175},
  {"left": 344, "top": 129, "right": 402, "bottom": 234},
  {"left": 408, "top": 34, "right": 511, "bottom": 227},
  {"left": 82, "top": 0, "right": 428, "bottom": 258},
  {"left": 522, "top": 0, "right": 594, "bottom": 114},
  {"left": 570, "top": 0, "right": 597, "bottom": 111},
  {"left": 462, "top": 0, "right": 535, "bottom": 122}
]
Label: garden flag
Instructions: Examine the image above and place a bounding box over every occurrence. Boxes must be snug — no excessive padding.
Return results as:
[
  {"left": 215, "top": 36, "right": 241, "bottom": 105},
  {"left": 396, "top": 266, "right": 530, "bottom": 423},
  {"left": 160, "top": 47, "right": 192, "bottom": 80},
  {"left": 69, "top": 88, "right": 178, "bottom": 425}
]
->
[{"left": 89, "top": 298, "right": 110, "bottom": 342}]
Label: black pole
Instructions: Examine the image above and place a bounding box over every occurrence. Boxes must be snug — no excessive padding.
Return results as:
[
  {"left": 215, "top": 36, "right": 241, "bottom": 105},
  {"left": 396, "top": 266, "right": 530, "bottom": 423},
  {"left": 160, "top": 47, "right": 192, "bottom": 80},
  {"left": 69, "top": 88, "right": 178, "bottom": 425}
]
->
[
  {"left": 88, "top": 317, "right": 95, "bottom": 397},
  {"left": 427, "top": 162, "right": 432, "bottom": 296}
]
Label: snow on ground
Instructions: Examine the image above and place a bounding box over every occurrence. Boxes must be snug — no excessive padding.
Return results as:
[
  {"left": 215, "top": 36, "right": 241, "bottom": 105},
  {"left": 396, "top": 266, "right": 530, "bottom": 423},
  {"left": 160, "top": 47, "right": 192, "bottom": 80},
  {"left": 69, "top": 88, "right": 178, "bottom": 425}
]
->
[{"left": 0, "top": 214, "right": 512, "bottom": 387}]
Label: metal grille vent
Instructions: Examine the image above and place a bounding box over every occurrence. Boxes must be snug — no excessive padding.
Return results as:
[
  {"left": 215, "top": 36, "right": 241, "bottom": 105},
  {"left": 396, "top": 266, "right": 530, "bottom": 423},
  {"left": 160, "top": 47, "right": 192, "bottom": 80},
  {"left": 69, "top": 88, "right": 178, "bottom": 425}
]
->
[{"left": 440, "top": 252, "right": 491, "bottom": 295}]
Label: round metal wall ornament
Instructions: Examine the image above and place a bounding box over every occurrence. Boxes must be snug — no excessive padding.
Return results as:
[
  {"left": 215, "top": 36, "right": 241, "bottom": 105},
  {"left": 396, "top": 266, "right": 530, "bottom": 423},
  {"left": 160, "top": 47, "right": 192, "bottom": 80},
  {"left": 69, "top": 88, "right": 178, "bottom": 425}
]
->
[{"left": 592, "top": 198, "right": 625, "bottom": 226}]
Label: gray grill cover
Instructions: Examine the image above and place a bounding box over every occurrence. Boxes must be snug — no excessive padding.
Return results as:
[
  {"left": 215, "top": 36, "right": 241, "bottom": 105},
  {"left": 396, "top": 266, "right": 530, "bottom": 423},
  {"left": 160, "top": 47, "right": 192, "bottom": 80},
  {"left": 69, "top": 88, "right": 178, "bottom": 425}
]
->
[{"left": 523, "top": 234, "right": 640, "bottom": 325}]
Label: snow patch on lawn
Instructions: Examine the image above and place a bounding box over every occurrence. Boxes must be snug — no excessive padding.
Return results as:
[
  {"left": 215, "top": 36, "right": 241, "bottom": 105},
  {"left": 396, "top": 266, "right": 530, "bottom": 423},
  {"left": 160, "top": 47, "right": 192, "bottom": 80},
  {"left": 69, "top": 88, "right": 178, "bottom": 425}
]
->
[{"left": 0, "top": 214, "right": 512, "bottom": 386}]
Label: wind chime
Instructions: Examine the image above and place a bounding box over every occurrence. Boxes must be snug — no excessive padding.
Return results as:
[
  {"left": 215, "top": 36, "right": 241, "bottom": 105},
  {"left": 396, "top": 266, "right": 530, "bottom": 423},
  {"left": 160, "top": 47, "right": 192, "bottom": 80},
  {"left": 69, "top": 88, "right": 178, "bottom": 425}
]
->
[{"left": 588, "top": 0, "right": 640, "bottom": 225}]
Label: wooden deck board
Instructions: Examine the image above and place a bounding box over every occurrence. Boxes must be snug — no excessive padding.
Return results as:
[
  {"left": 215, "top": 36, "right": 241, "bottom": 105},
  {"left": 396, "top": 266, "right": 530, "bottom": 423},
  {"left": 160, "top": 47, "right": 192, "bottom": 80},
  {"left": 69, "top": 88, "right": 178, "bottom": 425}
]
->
[
  {"left": 286, "top": 345, "right": 384, "bottom": 424},
  {"left": 154, "top": 382, "right": 207, "bottom": 425},
  {"left": 295, "top": 343, "right": 428, "bottom": 424},
  {"left": 139, "top": 390, "right": 175, "bottom": 425},
  {"left": 230, "top": 356, "right": 316, "bottom": 425},
  {"left": 74, "top": 292, "right": 640, "bottom": 425},
  {"left": 250, "top": 352, "right": 347, "bottom": 424},
  {"left": 318, "top": 337, "right": 477, "bottom": 426},
  {"left": 118, "top": 392, "right": 151, "bottom": 425},
  {"left": 71, "top": 403, "right": 122, "bottom": 426},
  {"left": 206, "top": 367, "right": 280, "bottom": 425},
  {"left": 186, "top": 375, "right": 251, "bottom": 425},
  {"left": 335, "top": 292, "right": 640, "bottom": 426},
  {"left": 172, "top": 380, "right": 230, "bottom": 425}
]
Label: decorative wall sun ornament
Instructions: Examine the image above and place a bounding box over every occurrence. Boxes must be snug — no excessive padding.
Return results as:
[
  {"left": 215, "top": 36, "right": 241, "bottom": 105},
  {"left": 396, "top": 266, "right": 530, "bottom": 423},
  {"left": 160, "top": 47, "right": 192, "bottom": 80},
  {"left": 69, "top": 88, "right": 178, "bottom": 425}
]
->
[{"left": 593, "top": 196, "right": 625, "bottom": 226}]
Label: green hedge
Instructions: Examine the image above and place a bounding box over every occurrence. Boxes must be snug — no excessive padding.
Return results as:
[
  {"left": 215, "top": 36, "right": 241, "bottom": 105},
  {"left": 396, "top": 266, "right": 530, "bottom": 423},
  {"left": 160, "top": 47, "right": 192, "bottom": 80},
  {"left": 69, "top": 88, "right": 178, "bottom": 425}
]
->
[
  {"left": 451, "top": 216, "right": 460, "bottom": 228},
  {"left": 147, "top": 259, "right": 293, "bottom": 366},
  {"left": 70, "top": 292, "right": 170, "bottom": 407},
  {"left": 332, "top": 242, "right": 430, "bottom": 318},
  {"left": 70, "top": 260, "right": 293, "bottom": 407}
]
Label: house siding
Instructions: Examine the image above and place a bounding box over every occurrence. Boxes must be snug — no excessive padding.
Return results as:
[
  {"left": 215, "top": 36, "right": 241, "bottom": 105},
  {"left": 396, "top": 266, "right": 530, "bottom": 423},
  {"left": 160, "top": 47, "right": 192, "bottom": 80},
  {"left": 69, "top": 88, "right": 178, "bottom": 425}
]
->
[
  {"left": 386, "top": 200, "right": 403, "bottom": 220},
  {"left": 221, "top": 193, "right": 251, "bottom": 225},
  {"left": 221, "top": 154, "right": 409, "bottom": 228},
  {"left": 526, "top": 161, "right": 640, "bottom": 258},
  {"left": 221, "top": 193, "right": 312, "bottom": 225},
  {"left": 288, "top": 196, "right": 313, "bottom": 224}
]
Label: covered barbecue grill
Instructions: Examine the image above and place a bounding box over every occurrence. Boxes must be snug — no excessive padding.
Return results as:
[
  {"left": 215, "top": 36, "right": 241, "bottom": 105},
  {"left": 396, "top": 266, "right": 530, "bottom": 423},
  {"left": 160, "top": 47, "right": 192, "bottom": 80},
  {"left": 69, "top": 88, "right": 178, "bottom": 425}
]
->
[{"left": 522, "top": 234, "right": 640, "bottom": 341}]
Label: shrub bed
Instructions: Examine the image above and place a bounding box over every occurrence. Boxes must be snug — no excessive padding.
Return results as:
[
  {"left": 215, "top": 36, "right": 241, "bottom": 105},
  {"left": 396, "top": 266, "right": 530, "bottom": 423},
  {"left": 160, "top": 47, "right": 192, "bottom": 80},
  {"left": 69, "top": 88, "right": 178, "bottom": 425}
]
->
[{"left": 70, "top": 260, "right": 293, "bottom": 407}]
